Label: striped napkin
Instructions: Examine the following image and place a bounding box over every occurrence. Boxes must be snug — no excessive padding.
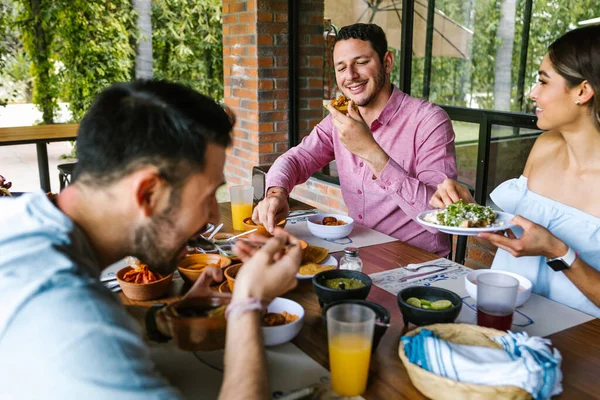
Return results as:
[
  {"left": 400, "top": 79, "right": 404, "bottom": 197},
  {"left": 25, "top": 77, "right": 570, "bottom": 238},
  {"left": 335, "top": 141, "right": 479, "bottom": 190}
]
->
[{"left": 401, "top": 329, "right": 563, "bottom": 400}]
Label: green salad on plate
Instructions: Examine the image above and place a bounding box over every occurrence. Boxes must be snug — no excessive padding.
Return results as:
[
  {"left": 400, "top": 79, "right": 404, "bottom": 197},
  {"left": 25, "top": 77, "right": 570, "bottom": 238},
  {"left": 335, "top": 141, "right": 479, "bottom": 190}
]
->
[{"left": 425, "top": 200, "right": 498, "bottom": 228}]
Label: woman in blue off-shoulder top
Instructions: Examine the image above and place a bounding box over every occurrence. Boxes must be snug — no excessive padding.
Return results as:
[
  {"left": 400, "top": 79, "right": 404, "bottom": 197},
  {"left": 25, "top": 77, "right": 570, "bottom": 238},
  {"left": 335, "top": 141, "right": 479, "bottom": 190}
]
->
[{"left": 430, "top": 25, "right": 600, "bottom": 317}]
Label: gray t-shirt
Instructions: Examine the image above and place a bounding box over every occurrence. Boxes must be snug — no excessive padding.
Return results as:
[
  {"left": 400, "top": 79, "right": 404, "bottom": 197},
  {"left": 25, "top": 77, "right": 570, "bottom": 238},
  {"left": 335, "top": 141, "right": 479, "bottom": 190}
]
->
[{"left": 0, "top": 192, "right": 180, "bottom": 399}]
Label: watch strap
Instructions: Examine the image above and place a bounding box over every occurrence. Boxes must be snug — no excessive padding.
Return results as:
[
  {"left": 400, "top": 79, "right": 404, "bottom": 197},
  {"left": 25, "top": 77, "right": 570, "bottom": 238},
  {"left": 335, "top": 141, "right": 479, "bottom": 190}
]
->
[
  {"left": 145, "top": 303, "right": 171, "bottom": 343},
  {"left": 546, "top": 247, "right": 577, "bottom": 269}
]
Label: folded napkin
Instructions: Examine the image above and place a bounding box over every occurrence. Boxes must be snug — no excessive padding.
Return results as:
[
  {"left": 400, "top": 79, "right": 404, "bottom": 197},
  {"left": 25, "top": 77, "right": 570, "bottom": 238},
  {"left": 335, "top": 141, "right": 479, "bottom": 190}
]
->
[{"left": 401, "top": 329, "right": 562, "bottom": 400}]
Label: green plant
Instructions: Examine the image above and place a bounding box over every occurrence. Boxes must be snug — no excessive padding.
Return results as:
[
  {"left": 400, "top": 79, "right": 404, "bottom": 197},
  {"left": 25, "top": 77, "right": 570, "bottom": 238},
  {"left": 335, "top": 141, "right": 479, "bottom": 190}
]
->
[
  {"left": 152, "top": 0, "right": 223, "bottom": 100},
  {"left": 52, "top": 0, "right": 136, "bottom": 122},
  {"left": 14, "top": 0, "right": 60, "bottom": 123}
]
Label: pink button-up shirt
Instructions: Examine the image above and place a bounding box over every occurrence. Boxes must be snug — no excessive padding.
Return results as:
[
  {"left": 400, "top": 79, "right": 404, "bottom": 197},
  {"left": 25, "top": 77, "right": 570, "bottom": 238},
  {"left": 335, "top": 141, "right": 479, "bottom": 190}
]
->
[{"left": 266, "top": 86, "right": 457, "bottom": 256}]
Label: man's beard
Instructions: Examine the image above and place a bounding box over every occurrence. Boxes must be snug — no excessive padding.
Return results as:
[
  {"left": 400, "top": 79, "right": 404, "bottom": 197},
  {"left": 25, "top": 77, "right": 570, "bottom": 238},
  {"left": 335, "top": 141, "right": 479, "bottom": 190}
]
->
[
  {"left": 132, "top": 208, "right": 182, "bottom": 277},
  {"left": 351, "top": 67, "right": 386, "bottom": 107}
]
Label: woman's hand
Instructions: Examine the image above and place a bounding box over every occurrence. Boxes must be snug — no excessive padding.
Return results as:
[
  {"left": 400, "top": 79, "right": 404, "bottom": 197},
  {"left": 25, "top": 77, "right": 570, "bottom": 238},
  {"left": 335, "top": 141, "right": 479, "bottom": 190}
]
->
[
  {"left": 429, "top": 178, "right": 475, "bottom": 208},
  {"left": 478, "top": 215, "right": 568, "bottom": 258}
]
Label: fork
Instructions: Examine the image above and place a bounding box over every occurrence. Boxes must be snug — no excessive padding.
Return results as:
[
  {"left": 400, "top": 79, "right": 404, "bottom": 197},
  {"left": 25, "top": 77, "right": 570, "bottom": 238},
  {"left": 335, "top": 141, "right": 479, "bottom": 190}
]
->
[{"left": 398, "top": 262, "right": 447, "bottom": 272}]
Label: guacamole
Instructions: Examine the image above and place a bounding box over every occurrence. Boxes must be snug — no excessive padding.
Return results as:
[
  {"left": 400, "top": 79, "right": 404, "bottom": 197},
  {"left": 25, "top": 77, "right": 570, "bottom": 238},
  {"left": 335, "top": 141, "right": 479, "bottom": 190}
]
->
[{"left": 323, "top": 277, "right": 366, "bottom": 290}]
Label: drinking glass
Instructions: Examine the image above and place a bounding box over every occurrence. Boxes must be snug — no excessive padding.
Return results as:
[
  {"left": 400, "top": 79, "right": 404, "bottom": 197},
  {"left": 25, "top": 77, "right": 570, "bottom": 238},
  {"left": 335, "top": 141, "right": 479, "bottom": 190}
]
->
[
  {"left": 230, "top": 185, "right": 254, "bottom": 231},
  {"left": 327, "top": 304, "right": 375, "bottom": 397},
  {"left": 476, "top": 273, "right": 518, "bottom": 331}
]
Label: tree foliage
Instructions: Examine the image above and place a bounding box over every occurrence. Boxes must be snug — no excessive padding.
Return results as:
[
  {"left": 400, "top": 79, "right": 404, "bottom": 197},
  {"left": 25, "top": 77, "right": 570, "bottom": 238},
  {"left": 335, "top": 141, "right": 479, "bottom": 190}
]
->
[
  {"left": 400, "top": 0, "right": 599, "bottom": 112},
  {"left": 13, "top": 0, "right": 60, "bottom": 123},
  {"left": 51, "top": 0, "right": 136, "bottom": 122},
  {"left": 152, "top": 0, "right": 224, "bottom": 101},
  {"left": 1, "top": 0, "right": 224, "bottom": 123},
  {"left": 6, "top": 0, "right": 135, "bottom": 123},
  {"left": 0, "top": 0, "right": 10, "bottom": 106}
]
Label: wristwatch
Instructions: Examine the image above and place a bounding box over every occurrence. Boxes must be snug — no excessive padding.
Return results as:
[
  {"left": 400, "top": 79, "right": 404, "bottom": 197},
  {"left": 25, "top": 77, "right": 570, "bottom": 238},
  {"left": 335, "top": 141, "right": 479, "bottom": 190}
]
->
[
  {"left": 546, "top": 247, "right": 577, "bottom": 272},
  {"left": 145, "top": 303, "right": 171, "bottom": 343}
]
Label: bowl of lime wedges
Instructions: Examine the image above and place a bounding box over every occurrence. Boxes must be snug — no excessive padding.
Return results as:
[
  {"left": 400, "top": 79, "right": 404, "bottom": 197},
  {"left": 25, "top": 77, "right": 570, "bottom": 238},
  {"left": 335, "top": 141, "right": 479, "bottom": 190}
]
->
[{"left": 397, "top": 286, "right": 462, "bottom": 327}]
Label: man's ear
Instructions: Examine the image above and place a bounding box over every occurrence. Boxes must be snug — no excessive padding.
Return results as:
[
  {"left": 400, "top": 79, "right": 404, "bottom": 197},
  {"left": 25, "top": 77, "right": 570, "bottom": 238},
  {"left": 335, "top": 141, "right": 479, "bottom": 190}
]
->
[
  {"left": 131, "top": 169, "right": 168, "bottom": 218},
  {"left": 383, "top": 50, "right": 394, "bottom": 74}
]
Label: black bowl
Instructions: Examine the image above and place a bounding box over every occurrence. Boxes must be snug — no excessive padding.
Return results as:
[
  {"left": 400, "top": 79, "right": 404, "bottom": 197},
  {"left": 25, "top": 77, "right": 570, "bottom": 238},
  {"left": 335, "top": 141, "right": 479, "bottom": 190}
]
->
[
  {"left": 312, "top": 269, "right": 372, "bottom": 307},
  {"left": 322, "top": 300, "right": 390, "bottom": 353},
  {"left": 397, "top": 286, "right": 462, "bottom": 327}
]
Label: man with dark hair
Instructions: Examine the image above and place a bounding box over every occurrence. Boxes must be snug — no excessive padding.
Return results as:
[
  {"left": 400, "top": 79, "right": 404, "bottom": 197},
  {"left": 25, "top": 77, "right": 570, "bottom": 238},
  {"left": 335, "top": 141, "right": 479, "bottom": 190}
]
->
[
  {"left": 0, "top": 80, "right": 303, "bottom": 398},
  {"left": 254, "top": 23, "right": 457, "bottom": 257}
]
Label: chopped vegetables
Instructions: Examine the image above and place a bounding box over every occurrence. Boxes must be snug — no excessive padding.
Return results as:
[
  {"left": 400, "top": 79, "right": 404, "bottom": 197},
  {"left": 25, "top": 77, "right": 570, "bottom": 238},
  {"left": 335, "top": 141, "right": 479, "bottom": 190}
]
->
[{"left": 425, "top": 200, "right": 498, "bottom": 228}]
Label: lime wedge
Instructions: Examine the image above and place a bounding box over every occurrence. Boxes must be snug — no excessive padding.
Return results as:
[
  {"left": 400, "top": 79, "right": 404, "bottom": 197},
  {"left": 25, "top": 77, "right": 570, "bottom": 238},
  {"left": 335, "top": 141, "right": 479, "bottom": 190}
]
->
[
  {"left": 406, "top": 297, "right": 421, "bottom": 308},
  {"left": 431, "top": 300, "right": 453, "bottom": 310},
  {"left": 419, "top": 299, "right": 432, "bottom": 306},
  {"left": 421, "top": 304, "right": 432, "bottom": 309}
]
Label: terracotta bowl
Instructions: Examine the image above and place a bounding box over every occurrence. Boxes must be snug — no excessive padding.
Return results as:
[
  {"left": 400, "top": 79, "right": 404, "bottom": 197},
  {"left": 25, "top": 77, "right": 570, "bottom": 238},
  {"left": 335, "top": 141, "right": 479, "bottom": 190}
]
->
[
  {"left": 218, "top": 280, "right": 232, "bottom": 294},
  {"left": 116, "top": 266, "right": 173, "bottom": 301},
  {"left": 177, "top": 254, "right": 232, "bottom": 285},
  {"left": 242, "top": 217, "right": 286, "bottom": 237},
  {"left": 224, "top": 263, "right": 243, "bottom": 292},
  {"left": 212, "top": 233, "right": 235, "bottom": 245},
  {"left": 163, "top": 295, "right": 232, "bottom": 351}
]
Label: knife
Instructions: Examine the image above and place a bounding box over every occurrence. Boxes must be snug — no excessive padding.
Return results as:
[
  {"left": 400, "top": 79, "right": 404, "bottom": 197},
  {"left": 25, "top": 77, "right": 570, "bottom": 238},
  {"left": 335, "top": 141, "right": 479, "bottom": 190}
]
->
[
  {"left": 286, "top": 209, "right": 319, "bottom": 220},
  {"left": 399, "top": 266, "right": 449, "bottom": 282}
]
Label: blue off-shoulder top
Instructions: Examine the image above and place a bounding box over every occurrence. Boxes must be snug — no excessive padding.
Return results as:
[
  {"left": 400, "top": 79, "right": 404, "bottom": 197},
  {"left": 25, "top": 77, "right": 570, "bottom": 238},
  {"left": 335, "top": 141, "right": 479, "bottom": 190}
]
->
[{"left": 490, "top": 176, "right": 600, "bottom": 317}]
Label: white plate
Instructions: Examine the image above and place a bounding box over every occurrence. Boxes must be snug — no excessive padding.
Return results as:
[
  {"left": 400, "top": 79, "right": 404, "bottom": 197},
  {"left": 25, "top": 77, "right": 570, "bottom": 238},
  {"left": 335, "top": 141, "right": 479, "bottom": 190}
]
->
[
  {"left": 296, "top": 255, "right": 338, "bottom": 280},
  {"left": 416, "top": 210, "right": 516, "bottom": 236}
]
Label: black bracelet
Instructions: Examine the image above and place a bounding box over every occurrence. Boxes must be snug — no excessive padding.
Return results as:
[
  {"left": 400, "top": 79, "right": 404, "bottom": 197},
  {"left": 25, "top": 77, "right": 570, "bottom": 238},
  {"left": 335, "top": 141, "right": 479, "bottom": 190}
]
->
[{"left": 145, "top": 303, "right": 171, "bottom": 343}]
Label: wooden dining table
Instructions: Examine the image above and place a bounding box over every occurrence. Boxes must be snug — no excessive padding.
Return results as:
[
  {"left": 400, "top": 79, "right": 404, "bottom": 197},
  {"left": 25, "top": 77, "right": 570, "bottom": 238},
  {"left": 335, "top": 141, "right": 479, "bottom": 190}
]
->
[{"left": 121, "top": 201, "right": 600, "bottom": 399}]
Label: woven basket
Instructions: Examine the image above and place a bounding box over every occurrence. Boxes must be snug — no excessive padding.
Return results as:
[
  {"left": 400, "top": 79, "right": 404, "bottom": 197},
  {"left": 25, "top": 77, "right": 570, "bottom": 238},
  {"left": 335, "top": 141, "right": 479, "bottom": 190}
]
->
[{"left": 398, "top": 324, "right": 532, "bottom": 400}]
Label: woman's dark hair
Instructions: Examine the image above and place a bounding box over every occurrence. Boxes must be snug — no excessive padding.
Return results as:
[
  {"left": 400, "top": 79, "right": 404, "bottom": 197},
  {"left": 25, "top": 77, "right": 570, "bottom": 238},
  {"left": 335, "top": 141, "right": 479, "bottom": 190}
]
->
[
  {"left": 74, "top": 80, "right": 233, "bottom": 188},
  {"left": 333, "top": 23, "right": 388, "bottom": 63},
  {"left": 548, "top": 25, "right": 600, "bottom": 130}
]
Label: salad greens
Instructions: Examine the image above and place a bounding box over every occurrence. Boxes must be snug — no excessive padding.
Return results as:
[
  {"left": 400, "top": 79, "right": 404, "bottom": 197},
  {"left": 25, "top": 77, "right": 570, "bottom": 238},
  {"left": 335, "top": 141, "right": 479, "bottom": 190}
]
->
[{"left": 427, "top": 200, "right": 497, "bottom": 228}]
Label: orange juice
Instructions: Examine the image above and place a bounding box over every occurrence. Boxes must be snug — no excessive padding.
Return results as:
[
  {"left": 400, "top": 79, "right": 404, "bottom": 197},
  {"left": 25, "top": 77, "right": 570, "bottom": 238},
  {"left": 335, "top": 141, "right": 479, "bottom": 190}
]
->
[
  {"left": 329, "top": 333, "right": 372, "bottom": 396},
  {"left": 231, "top": 203, "right": 253, "bottom": 231}
]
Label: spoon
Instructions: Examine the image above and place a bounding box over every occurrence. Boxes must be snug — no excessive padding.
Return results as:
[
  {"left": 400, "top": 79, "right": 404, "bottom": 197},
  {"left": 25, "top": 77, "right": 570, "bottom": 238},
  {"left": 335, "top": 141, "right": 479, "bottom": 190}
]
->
[
  {"left": 206, "top": 223, "right": 224, "bottom": 241},
  {"left": 202, "top": 223, "right": 215, "bottom": 236},
  {"left": 233, "top": 238, "right": 298, "bottom": 250},
  {"left": 227, "top": 228, "right": 258, "bottom": 242}
]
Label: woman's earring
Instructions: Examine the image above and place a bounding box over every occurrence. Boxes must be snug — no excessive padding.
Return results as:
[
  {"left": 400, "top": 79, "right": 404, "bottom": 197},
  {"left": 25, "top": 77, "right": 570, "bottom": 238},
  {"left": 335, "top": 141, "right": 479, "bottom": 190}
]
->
[{"left": 575, "top": 99, "right": 581, "bottom": 105}]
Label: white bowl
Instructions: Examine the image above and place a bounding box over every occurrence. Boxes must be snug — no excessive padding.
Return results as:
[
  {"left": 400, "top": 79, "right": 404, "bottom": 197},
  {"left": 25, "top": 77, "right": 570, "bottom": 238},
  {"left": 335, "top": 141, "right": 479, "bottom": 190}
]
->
[
  {"left": 306, "top": 214, "right": 354, "bottom": 240},
  {"left": 261, "top": 297, "right": 305, "bottom": 347},
  {"left": 465, "top": 269, "right": 533, "bottom": 307}
]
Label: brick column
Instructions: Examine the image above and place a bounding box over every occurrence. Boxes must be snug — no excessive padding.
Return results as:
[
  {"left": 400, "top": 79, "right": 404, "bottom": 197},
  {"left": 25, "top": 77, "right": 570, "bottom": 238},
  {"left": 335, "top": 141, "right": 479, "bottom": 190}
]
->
[
  {"left": 222, "top": 0, "right": 346, "bottom": 213},
  {"left": 222, "top": 0, "right": 289, "bottom": 187}
]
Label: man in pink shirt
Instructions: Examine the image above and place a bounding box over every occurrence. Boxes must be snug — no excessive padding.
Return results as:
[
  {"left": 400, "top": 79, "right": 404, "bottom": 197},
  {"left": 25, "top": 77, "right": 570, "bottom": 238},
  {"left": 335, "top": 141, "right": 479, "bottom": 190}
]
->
[{"left": 253, "top": 23, "right": 457, "bottom": 256}]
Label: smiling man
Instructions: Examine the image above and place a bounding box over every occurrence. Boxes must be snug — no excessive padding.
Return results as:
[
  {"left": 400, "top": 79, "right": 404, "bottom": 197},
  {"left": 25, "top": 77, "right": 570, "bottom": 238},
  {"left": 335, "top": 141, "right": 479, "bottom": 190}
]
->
[
  {"left": 253, "top": 23, "right": 457, "bottom": 256},
  {"left": 0, "top": 81, "right": 303, "bottom": 399}
]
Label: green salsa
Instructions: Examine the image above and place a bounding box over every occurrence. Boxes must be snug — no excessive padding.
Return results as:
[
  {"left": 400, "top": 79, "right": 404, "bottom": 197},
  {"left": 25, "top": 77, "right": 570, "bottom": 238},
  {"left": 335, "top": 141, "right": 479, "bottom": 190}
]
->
[{"left": 323, "top": 277, "right": 366, "bottom": 290}]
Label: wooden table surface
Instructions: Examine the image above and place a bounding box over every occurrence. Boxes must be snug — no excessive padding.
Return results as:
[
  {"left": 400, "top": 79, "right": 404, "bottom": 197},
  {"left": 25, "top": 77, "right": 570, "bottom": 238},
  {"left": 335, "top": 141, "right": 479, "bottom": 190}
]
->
[{"left": 122, "top": 201, "right": 600, "bottom": 399}]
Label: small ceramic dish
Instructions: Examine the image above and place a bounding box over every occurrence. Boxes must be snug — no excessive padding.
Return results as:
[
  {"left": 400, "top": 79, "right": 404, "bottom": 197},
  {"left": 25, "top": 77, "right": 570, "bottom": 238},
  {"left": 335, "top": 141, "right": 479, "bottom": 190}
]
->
[
  {"left": 464, "top": 269, "right": 532, "bottom": 307},
  {"left": 116, "top": 266, "right": 173, "bottom": 301},
  {"left": 306, "top": 214, "right": 354, "bottom": 240},
  {"left": 261, "top": 297, "right": 305, "bottom": 347},
  {"left": 177, "top": 254, "right": 232, "bottom": 285},
  {"left": 242, "top": 217, "right": 286, "bottom": 237}
]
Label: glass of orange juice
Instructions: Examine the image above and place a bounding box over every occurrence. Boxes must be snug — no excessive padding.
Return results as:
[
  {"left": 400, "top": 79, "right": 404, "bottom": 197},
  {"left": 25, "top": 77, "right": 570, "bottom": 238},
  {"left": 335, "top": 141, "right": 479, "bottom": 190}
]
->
[
  {"left": 230, "top": 185, "right": 254, "bottom": 231},
  {"left": 327, "top": 304, "right": 375, "bottom": 397}
]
